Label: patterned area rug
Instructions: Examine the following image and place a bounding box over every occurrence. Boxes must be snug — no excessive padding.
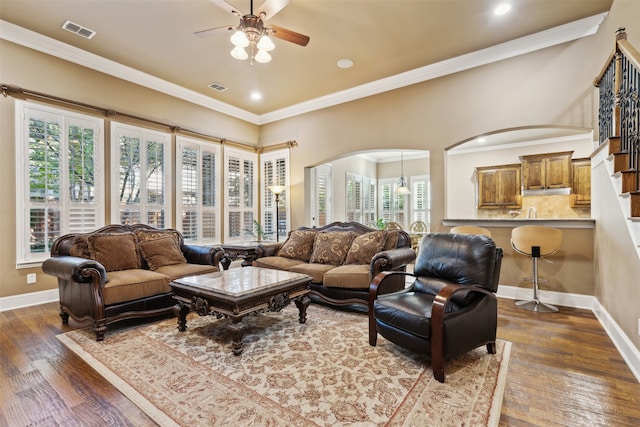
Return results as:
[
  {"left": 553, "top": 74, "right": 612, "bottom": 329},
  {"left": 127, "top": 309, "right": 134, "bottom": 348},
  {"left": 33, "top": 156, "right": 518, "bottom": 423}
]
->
[{"left": 57, "top": 304, "right": 510, "bottom": 427}]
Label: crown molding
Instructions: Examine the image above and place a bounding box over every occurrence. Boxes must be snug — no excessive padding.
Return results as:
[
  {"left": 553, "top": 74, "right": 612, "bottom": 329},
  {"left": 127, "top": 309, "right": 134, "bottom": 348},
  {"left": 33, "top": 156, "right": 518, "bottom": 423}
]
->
[{"left": 1, "top": 12, "right": 608, "bottom": 126}]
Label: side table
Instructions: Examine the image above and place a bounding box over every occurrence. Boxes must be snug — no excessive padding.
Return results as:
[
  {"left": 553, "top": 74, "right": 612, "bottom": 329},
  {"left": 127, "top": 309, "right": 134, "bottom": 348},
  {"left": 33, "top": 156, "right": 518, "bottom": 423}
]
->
[{"left": 220, "top": 241, "right": 262, "bottom": 270}]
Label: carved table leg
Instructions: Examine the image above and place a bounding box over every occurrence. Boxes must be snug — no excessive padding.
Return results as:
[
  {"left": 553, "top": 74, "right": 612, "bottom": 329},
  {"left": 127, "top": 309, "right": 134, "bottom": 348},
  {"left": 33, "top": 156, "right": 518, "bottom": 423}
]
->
[
  {"left": 173, "top": 302, "right": 190, "bottom": 332},
  {"left": 295, "top": 295, "right": 311, "bottom": 324},
  {"left": 228, "top": 317, "right": 245, "bottom": 356},
  {"left": 220, "top": 255, "right": 232, "bottom": 271}
]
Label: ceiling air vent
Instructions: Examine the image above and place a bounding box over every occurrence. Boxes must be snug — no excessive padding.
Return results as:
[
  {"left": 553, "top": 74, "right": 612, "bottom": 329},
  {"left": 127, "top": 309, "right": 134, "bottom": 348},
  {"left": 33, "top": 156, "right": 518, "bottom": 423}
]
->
[
  {"left": 62, "top": 20, "right": 96, "bottom": 39},
  {"left": 208, "top": 82, "right": 228, "bottom": 92}
]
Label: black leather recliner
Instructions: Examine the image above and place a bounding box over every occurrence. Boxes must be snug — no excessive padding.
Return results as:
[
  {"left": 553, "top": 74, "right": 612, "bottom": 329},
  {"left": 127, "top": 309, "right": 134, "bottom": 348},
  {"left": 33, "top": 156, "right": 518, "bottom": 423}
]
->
[{"left": 368, "top": 232, "right": 503, "bottom": 383}]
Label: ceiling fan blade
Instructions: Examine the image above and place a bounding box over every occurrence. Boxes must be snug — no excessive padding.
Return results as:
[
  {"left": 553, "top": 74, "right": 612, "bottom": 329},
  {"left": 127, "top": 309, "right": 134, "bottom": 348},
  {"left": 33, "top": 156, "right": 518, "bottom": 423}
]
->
[
  {"left": 194, "top": 25, "right": 234, "bottom": 39},
  {"left": 269, "top": 25, "right": 309, "bottom": 46},
  {"left": 256, "top": 0, "right": 290, "bottom": 20},
  {"left": 208, "top": 0, "right": 242, "bottom": 17}
]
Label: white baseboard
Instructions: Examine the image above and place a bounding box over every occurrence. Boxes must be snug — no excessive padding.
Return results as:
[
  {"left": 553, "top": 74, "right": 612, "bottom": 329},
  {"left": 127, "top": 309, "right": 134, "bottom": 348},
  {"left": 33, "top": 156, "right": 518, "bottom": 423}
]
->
[
  {"left": 1, "top": 286, "right": 638, "bottom": 382},
  {"left": 0, "top": 289, "right": 59, "bottom": 312},
  {"left": 498, "top": 285, "right": 640, "bottom": 383}
]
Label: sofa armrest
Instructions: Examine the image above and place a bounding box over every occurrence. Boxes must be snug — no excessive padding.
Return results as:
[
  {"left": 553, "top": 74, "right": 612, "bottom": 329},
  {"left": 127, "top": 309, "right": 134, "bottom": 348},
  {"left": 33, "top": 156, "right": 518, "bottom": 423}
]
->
[
  {"left": 181, "top": 244, "right": 225, "bottom": 269},
  {"left": 370, "top": 247, "right": 416, "bottom": 276},
  {"left": 255, "top": 242, "right": 284, "bottom": 258},
  {"left": 42, "top": 256, "right": 107, "bottom": 284}
]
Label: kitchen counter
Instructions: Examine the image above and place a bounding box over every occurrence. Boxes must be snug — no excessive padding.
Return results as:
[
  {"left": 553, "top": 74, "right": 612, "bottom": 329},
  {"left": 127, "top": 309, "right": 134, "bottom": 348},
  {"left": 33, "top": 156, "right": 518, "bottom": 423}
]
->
[{"left": 442, "top": 218, "right": 595, "bottom": 229}]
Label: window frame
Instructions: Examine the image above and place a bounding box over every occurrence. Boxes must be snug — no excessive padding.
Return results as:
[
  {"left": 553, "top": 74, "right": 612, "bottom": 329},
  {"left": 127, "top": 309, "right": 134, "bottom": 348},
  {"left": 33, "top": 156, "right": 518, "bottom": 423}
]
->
[
  {"left": 110, "top": 122, "right": 172, "bottom": 228},
  {"left": 260, "top": 149, "right": 290, "bottom": 242},
  {"left": 223, "top": 146, "right": 258, "bottom": 243},
  {"left": 175, "top": 136, "right": 222, "bottom": 244},
  {"left": 15, "top": 100, "right": 105, "bottom": 267}
]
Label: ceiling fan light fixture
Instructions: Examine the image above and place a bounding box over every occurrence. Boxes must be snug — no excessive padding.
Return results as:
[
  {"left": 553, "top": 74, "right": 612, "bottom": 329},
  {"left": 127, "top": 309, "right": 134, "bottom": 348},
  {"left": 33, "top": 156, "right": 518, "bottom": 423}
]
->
[
  {"left": 230, "top": 30, "right": 250, "bottom": 48},
  {"left": 231, "top": 45, "right": 249, "bottom": 60},
  {"left": 257, "top": 35, "right": 275, "bottom": 51},
  {"left": 254, "top": 49, "right": 272, "bottom": 63}
]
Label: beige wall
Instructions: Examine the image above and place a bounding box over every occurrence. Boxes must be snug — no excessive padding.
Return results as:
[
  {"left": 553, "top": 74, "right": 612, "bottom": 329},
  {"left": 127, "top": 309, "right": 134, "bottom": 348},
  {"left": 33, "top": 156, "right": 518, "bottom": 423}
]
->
[{"left": 1, "top": 0, "right": 639, "bottom": 354}]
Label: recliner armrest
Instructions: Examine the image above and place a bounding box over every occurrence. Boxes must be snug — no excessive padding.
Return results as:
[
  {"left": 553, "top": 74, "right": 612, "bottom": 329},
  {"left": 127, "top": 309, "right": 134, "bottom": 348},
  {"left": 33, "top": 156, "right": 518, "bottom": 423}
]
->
[{"left": 42, "top": 255, "right": 107, "bottom": 284}]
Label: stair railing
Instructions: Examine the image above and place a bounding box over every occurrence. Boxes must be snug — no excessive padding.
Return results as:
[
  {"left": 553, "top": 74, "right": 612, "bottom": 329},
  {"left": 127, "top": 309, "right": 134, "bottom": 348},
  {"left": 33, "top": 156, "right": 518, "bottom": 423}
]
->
[{"left": 594, "top": 28, "right": 640, "bottom": 215}]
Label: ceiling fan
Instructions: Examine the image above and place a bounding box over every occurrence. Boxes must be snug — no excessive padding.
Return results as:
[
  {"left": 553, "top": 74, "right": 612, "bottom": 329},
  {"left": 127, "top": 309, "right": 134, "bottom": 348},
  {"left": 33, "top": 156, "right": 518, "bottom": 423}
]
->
[{"left": 195, "top": 0, "right": 310, "bottom": 64}]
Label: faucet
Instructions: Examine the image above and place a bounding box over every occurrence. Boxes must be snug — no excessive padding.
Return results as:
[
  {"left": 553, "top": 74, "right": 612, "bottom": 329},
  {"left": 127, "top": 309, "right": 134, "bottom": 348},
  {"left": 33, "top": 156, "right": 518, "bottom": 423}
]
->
[{"left": 527, "top": 207, "right": 537, "bottom": 219}]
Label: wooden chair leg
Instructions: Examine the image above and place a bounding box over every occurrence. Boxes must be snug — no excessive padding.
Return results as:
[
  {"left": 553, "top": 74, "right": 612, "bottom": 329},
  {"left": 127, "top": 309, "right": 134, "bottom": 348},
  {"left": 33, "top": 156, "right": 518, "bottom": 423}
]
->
[
  {"left": 368, "top": 313, "right": 378, "bottom": 346},
  {"left": 432, "top": 352, "right": 445, "bottom": 383}
]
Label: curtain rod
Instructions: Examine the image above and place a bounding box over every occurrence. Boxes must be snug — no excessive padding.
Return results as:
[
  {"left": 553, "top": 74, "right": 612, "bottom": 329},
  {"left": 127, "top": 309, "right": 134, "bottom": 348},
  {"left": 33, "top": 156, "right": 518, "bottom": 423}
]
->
[{"left": 1, "top": 83, "right": 295, "bottom": 153}]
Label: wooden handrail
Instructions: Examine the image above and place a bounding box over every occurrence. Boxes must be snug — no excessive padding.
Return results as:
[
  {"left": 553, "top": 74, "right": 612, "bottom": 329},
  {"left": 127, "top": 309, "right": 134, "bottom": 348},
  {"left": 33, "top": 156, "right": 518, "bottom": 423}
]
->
[{"left": 618, "top": 39, "right": 640, "bottom": 73}]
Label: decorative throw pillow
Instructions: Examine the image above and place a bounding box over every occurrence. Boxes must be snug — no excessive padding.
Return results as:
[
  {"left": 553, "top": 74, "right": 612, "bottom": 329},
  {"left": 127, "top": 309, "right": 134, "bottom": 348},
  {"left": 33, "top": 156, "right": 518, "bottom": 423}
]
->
[
  {"left": 309, "top": 231, "right": 357, "bottom": 265},
  {"left": 383, "top": 230, "right": 400, "bottom": 250},
  {"left": 69, "top": 236, "right": 92, "bottom": 259},
  {"left": 277, "top": 229, "right": 317, "bottom": 262},
  {"left": 344, "top": 231, "right": 388, "bottom": 265},
  {"left": 133, "top": 229, "right": 181, "bottom": 246},
  {"left": 87, "top": 232, "right": 141, "bottom": 272},
  {"left": 138, "top": 236, "right": 187, "bottom": 271}
]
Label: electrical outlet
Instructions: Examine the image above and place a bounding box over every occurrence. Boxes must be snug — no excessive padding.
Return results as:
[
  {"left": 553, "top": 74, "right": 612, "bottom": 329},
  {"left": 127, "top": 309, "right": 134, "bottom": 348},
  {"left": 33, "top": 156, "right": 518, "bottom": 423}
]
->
[{"left": 27, "top": 273, "right": 36, "bottom": 284}]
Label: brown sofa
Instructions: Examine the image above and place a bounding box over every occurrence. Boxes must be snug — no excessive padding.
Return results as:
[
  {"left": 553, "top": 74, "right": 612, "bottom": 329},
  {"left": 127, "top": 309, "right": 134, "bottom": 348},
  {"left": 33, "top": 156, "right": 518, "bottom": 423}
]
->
[
  {"left": 42, "top": 224, "right": 224, "bottom": 340},
  {"left": 254, "top": 221, "right": 416, "bottom": 308}
]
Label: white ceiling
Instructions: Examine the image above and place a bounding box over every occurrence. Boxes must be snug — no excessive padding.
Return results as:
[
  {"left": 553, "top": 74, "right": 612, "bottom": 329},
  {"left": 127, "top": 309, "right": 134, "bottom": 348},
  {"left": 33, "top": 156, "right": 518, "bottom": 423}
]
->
[{"left": 0, "top": 0, "right": 613, "bottom": 125}]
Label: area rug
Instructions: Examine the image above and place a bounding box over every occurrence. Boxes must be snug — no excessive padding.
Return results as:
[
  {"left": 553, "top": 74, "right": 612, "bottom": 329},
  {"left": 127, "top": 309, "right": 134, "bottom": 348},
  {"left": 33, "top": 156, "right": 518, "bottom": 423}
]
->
[{"left": 57, "top": 304, "right": 511, "bottom": 427}]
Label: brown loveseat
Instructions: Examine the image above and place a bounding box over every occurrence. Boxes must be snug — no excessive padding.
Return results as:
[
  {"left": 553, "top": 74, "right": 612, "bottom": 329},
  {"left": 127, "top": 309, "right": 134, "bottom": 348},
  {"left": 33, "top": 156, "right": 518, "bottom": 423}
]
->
[
  {"left": 42, "top": 224, "right": 224, "bottom": 340},
  {"left": 254, "top": 221, "right": 416, "bottom": 308}
]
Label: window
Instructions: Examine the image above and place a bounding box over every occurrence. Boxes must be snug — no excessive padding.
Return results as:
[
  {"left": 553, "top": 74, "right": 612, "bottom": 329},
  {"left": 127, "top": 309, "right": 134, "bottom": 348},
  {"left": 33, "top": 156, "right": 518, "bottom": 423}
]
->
[
  {"left": 345, "top": 173, "right": 362, "bottom": 223},
  {"left": 411, "top": 175, "right": 431, "bottom": 231},
  {"left": 261, "top": 149, "right": 289, "bottom": 241},
  {"left": 378, "top": 179, "right": 407, "bottom": 227},
  {"left": 15, "top": 101, "right": 104, "bottom": 266},
  {"left": 176, "top": 136, "right": 221, "bottom": 243},
  {"left": 224, "top": 147, "right": 258, "bottom": 242},
  {"left": 111, "top": 123, "right": 171, "bottom": 228},
  {"left": 346, "top": 173, "right": 376, "bottom": 226},
  {"left": 310, "top": 164, "right": 332, "bottom": 227}
]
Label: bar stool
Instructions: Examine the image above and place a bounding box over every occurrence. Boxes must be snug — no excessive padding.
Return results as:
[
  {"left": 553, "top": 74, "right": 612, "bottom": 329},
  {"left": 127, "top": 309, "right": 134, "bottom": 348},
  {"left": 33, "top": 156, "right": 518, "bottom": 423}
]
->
[
  {"left": 511, "top": 225, "right": 562, "bottom": 312},
  {"left": 451, "top": 225, "right": 492, "bottom": 237}
]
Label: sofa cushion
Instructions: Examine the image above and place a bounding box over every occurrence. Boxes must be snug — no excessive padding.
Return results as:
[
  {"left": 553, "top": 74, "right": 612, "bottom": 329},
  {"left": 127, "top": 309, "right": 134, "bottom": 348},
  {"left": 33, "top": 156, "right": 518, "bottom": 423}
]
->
[
  {"left": 289, "top": 263, "right": 337, "bottom": 283},
  {"left": 138, "top": 236, "right": 187, "bottom": 271},
  {"left": 323, "top": 264, "right": 372, "bottom": 289},
  {"left": 254, "top": 256, "right": 306, "bottom": 271},
  {"left": 277, "top": 230, "right": 317, "bottom": 262},
  {"left": 155, "top": 263, "right": 217, "bottom": 281},
  {"left": 87, "top": 232, "right": 141, "bottom": 272},
  {"left": 309, "top": 231, "right": 357, "bottom": 265},
  {"left": 102, "top": 269, "right": 172, "bottom": 305},
  {"left": 344, "top": 231, "right": 387, "bottom": 265}
]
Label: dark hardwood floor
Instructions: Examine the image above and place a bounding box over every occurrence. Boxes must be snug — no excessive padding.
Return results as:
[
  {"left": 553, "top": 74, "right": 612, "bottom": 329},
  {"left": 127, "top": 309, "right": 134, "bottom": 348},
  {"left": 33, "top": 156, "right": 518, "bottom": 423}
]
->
[{"left": 1, "top": 298, "right": 639, "bottom": 426}]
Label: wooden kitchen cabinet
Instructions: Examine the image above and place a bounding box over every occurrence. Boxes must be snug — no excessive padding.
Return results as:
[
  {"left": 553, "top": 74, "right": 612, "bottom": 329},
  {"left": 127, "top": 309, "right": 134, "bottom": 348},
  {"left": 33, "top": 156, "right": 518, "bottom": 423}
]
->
[
  {"left": 476, "top": 164, "right": 521, "bottom": 208},
  {"left": 571, "top": 158, "right": 591, "bottom": 207},
  {"left": 520, "top": 151, "right": 573, "bottom": 190}
]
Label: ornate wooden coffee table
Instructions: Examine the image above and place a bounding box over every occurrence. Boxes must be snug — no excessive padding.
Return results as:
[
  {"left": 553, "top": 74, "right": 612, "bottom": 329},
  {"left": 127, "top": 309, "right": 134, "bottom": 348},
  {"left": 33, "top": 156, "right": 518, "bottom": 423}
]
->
[{"left": 170, "top": 267, "right": 312, "bottom": 355}]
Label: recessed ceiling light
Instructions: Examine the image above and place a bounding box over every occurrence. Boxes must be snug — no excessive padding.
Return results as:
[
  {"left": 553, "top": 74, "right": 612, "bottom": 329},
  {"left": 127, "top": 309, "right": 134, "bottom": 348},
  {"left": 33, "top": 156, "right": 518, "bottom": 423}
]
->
[
  {"left": 337, "top": 59, "right": 354, "bottom": 69},
  {"left": 250, "top": 92, "right": 262, "bottom": 100},
  {"left": 494, "top": 3, "right": 512, "bottom": 16}
]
